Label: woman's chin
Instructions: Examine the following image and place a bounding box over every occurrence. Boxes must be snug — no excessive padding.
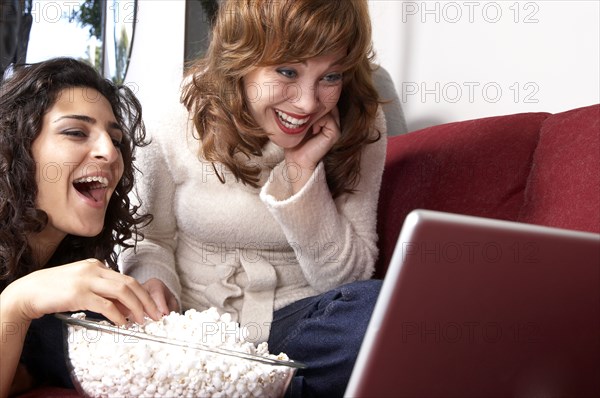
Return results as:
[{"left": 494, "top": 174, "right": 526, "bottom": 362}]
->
[
  {"left": 268, "top": 132, "right": 306, "bottom": 149},
  {"left": 68, "top": 221, "right": 105, "bottom": 238}
]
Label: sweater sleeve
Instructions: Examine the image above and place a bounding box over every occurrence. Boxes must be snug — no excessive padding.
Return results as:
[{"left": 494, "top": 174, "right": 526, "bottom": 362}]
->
[
  {"left": 259, "top": 108, "right": 387, "bottom": 292},
  {"left": 119, "top": 116, "right": 183, "bottom": 309}
]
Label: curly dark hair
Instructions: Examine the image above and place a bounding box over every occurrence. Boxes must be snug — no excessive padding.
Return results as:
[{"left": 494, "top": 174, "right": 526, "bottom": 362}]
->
[{"left": 0, "top": 57, "right": 150, "bottom": 287}]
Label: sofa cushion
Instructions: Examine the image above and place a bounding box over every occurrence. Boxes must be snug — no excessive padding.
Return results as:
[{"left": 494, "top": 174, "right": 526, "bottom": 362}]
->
[
  {"left": 518, "top": 104, "right": 600, "bottom": 233},
  {"left": 375, "top": 112, "right": 550, "bottom": 277}
]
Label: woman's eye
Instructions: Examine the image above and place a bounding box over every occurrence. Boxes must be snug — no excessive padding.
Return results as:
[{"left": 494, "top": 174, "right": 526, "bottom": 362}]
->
[
  {"left": 112, "top": 138, "right": 123, "bottom": 149},
  {"left": 62, "top": 130, "right": 86, "bottom": 138},
  {"left": 323, "top": 73, "right": 343, "bottom": 83},
  {"left": 276, "top": 68, "right": 297, "bottom": 79}
]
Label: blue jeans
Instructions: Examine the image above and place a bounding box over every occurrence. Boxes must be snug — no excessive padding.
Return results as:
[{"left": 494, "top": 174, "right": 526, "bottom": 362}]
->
[{"left": 267, "top": 279, "right": 383, "bottom": 398}]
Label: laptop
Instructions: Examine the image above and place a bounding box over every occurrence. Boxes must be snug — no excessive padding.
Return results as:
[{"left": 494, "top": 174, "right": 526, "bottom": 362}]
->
[{"left": 345, "top": 209, "right": 600, "bottom": 398}]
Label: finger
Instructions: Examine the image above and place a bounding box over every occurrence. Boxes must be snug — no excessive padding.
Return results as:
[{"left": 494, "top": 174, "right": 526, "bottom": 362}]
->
[
  {"left": 81, "top": 294, "right": 128, "bottom": 326},
  {"left": 98, "top": 270, "right": 162, "bottom": 321},
  {"left": 119, "top": 276, "right": 162, "bottom": 321},
  {"left": 90, "top": 275, "right": 159, "bottom": 324},
  {"left": 167, "top": 294, "right": 179, "bottom": 313},
  {"left": 315, "top": 112, "right": 340, "bottom": 137},
  {"left": 149, "top": 288, "right": 171, "bottom": 316},
  {"left": 89, "top": 277, "right": 145, "bottom": 323},
  {"left": 146, "top": 278, "right": 180, "bottom": 314},
  {"left": 114, "top": 301, "right": 133, "bottom": 321},
  {"left": 310, "top": 117, "right": 329, "bottom": 137},
  {"left": 330, "top": 106, "right": 340, "bottom": 122}
]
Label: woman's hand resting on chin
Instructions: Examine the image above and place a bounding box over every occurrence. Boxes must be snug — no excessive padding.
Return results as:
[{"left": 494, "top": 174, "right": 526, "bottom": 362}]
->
[{"left": 284, "top": 107, "right": 341, "bottom": 194}]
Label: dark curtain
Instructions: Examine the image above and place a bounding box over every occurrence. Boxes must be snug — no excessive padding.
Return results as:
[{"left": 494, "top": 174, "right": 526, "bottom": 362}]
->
[{"left": 1, "top": 0, "right": 32, "bottom": 80}]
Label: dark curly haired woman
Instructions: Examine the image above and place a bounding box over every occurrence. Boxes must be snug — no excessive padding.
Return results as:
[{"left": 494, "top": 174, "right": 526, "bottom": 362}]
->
[{"left": 0, "top": 57, "right": 161, "bottom": 397}]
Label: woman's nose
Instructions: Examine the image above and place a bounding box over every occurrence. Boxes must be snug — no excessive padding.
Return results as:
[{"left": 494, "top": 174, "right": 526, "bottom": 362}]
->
[
  {"left": 288, "top": 82, "right": 320, "bottom": 114},
  {"left": 90, "top": 132, "right": 120, "bottom": 163}
]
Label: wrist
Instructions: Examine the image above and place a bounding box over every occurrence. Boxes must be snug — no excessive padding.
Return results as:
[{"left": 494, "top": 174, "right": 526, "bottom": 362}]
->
[
  {"left": 1, "top": 281, "right": 35, "bottom": 325},
  {"left": 285, "top": 158, "right": 317, "bottom": 173}
]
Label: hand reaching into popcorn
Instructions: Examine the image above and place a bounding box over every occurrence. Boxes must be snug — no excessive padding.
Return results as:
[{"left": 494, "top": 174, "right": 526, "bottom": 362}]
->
[{"left": 3, "top": 260, "right": 161, "bottom": 326}]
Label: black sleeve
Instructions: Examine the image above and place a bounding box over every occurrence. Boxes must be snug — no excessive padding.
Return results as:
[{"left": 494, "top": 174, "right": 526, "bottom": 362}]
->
[{"left": 20, "top": 314, "right": 74, "bottom": 389}]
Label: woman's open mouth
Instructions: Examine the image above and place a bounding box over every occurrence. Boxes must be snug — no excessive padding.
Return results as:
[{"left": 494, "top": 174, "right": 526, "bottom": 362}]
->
[
  {"left": 73, "top": 176, "right": 109, "bottom": 204},
  {"left": 274, "top": 109, "right": 311, "bottom": 134}
]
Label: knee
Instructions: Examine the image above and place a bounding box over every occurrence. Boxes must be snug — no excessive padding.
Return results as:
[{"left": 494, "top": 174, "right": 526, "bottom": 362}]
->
[{"left": 338, "top": 279, "right": 383, "bottom": 309}]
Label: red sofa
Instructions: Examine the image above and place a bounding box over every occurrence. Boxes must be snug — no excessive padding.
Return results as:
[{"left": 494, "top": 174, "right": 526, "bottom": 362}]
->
[
  {"left": 375, "top": 103, "right": 600, "bottom": 278},
  {"left": 16, "top": 104, "right": 599, "bottom": 397}
]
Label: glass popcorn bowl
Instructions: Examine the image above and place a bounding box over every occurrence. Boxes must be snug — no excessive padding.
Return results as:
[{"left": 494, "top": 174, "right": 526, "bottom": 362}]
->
[{"left": 56, "top": 312, "right": 304, "bottom": 398}]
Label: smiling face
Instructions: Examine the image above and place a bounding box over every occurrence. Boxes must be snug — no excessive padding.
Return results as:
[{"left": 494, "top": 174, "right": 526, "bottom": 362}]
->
[
  {"left": 242, "top": 51, "right": 345, "bottom": 148},
  {"left": 31, "top": 87, "right": 124, "bottom": 242}
]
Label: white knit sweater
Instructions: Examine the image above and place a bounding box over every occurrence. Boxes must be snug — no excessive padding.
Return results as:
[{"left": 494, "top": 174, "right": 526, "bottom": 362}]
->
[{"left": 121, "top": 102, "right": 387, "bottom": 341}]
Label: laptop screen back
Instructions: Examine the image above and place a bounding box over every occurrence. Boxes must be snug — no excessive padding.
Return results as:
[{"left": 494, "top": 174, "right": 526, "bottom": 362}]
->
[{"left": 345, "top": 210, "right": 600, "bottom": 398}]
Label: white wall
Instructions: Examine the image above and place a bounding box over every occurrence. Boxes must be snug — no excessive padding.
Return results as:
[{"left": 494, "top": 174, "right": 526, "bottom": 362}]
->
[
  {"left": 125, "top": 1, "right": 186, "bottom": 126},
  {"left": 126, "top": 1, "right": 600, "bottom": 133},
  {"left": 369, "top": 0, "right": 600, "bottom": 131}
]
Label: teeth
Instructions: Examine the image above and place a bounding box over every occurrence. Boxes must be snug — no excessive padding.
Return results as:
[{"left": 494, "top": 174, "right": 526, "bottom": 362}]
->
[
  {"left": 275, "top": 110, "right": 309, "bottom": 129},
  {"left": 74, "top": 176, "right": 109, "bottom": 186}
]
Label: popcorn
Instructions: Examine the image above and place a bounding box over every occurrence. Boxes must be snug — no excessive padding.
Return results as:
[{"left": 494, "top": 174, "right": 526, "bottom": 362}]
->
[{"left": 63, "top": 308, "right": 297, "bottom": 398}]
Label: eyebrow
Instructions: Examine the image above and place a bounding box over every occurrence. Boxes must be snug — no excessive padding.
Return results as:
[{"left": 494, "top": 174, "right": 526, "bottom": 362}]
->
[
  {"left": 331, "top": 56, "right": 346, "bottom": 67},
  {"left": 297, "top": 55, "right": 346, "bottom": 68},
  {"left": 53, "top": 114, "right": 122, "bottom": 131}
]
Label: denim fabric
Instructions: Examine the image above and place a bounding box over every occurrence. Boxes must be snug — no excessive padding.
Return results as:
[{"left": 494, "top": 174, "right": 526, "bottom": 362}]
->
[{"left": 268, "top": 279, "right": 383, "bottom": 398}]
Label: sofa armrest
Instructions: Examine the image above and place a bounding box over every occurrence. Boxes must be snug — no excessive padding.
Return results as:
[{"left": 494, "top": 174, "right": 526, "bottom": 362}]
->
[{"left": 518, "top": 104, "right": 600, "bottom": 233}]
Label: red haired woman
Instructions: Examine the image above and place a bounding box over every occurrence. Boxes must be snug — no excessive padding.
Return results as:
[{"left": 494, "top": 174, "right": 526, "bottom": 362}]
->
[{"left": 123, "top": 1, "right": 386, "bottom": 396}]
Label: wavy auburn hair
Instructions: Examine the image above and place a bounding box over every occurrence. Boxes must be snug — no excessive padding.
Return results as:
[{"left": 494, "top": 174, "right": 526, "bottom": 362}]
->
[
  {"left": 182, "top": 0, "right": 381, "bottom": 197},
  {"left": 0, "top": 57, "right": 150, "bottom": 286}
]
